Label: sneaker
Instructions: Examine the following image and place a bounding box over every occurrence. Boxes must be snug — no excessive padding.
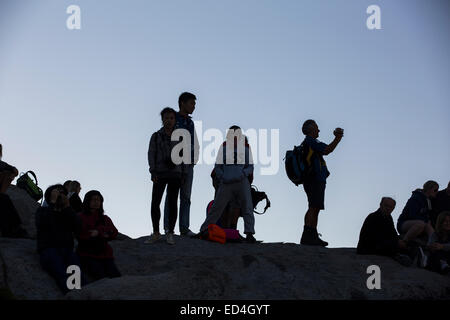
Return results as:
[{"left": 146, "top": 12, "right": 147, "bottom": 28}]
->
[
  {"left": 144, "top": 232, "right": 161, "bottom": 244},
  {"left": 440, "top": 260, "right": 450, "bottom": 275},
  {"left": 417, "top": 247, "right": 428, "bottom": 268},
  {"left": 245, "top": 233, "right": 257, "bottom": 244},
  {"left": 316, "top": 233, "right": 329, "bottom": 247},
  {"left": 181, "top": 229, "right": 196, "bottom": 237},
  {"left": 166, "top": 233, "right": 175, "bottom": 245}
]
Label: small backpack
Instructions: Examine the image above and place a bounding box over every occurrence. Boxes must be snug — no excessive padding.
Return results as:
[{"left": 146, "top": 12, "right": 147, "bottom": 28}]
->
[
  {"left": 16, "top": 171, "right": 43, "bottom": 202},
  {"left": 284, "top": 142, "right": 313, "bottom": 186},
  {"left": 202, "top": 224, "right": 226, "bottom": 244}
]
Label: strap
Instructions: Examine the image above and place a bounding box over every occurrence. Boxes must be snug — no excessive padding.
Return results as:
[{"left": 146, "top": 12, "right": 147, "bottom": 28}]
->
[{"left": 26, "top": 170, "right": 38, "bottom": 185}]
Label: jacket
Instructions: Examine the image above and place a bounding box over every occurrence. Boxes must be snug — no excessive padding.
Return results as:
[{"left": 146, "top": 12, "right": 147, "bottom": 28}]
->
[
  {"left": 148, "top": 128, "right": 184, "bottom": 180},
  {"left": 76, "top": 211, "right": 118, "bottom": 259},
  {"left": 35, "top": 205, "right": 80, "bottom": 253},
  {"left": 357, "top": 209, "right": 399, "bottom": 256},
  {"left": 174, "top": 112, "right": 199, "bottom": 165},
  {"left": 397, "top": 189, "right": 431, "bottom": 233},
  {"left": 214, "top": 140, "right": 254, "bottom": 184}
]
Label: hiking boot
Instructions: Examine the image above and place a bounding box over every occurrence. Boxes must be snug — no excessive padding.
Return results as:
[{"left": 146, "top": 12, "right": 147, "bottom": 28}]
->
[
  {"left": 166, "top": 233, "right": 175, "bottom": 245},
  {"left": 300, "top": 226, "right": 328, "bottom": 247},
  {"left": 245, "top": 233, "right": 257, "bottom": 244},
  {"left": 144, "top": 232, "right": 161, "bottom": 244}
]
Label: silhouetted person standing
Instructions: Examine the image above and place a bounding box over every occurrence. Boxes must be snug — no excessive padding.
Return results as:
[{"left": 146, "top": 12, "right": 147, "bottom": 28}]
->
[
  {"left": 299, "top": 120, "right": 343, "bottom": 246},
  {"left": 163, "top": 92, "right": 199, "bottom": 237}
]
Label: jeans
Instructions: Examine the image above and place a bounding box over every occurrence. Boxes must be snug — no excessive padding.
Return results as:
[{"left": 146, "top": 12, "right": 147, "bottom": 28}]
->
[
  {"left": 80, "top": 256, "right": 121, "bottom": 282},
  {"left": 164, "top": 164, "right": 194, "bottom": 233},
  {"left": 39, "top": 247, "right": 84, "bottom": 294},
  {"left": 152, "top": 177, "right": 181, "bottom": 233}
]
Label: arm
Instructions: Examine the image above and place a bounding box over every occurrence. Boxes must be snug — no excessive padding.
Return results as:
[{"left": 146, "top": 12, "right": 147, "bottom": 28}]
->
[
  {"left": 243, "top": 146, "right": 254, "bottom": 178},
  {"left": 148, "top": 133, "right": 157, "bottom": 179},
  {"left": 98, "top": 216, "right": 119, "bottom": 241},
  {"left": 323, "top": 129, "right": 344, "bottom": 155}
]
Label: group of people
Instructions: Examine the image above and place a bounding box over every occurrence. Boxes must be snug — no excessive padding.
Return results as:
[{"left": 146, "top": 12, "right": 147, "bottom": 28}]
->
[
  {"left": 1, "top": 90, "right": 449, "bottom": 296},
  {"left": 0, "top": 145, "right": 121, "bottom": 293},
  {"left": 357, "top": 181, "right": 450, "bottom": 274}
]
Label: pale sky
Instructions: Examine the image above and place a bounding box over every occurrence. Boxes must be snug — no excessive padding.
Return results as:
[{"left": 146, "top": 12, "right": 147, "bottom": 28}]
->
[{"left": 1, "top": 0, "right": 449, "bottom": 247}]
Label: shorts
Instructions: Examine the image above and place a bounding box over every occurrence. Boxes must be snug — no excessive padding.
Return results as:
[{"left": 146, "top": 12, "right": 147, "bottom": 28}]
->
[{"left": 303, "top": 179, "right": 326, "bottom": 210}]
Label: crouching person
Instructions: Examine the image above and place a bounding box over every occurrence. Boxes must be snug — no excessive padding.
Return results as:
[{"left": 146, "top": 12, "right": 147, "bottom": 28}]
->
[
  {"left": 357, "top": 197, "right": 413, "bottom": 266},
  {"left": 76, "top": 190, "right": 121, "bottom": 282},
  {"left": 36, "top": 184, "right": 83, "bottom": 294},
  {"left": 198, "top": 126, "right": 257, "bottom": 243}
]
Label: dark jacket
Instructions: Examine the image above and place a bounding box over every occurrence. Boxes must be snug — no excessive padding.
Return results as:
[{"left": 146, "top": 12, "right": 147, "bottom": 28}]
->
[
  {"left": 175, "top": 112, "right": 199, "bottom": 165},
  {"left": 76, "top": 211, "right": 118, "bottom": 259},
  {"left": 0, "top": 160, "right": 17, "bottom": 174},
  {"left": 35, "top": 205, "right": 80, "bottom": 253},
  {"left": 148, "top": 128, "right": 184, "bottom": 180},
  {"left": 357, "top": 209, "right": 400, "bottom": 256},
  {"left": 214, "top": 141, "right": 254, "bottom": 184},
  {"left": 397, "top": 189, "right": 431, "bottom": 233},
  {"left": 69, "top": 193, "right": 83, "bottom": 213}
]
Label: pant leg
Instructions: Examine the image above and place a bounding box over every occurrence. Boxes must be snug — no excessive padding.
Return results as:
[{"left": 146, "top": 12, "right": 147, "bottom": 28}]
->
[
  {"left": 151, "top": 178, "right": 168, "bottom": 233},
  {"left": 179, "top": 164, "right": 194, "bottom": 233},
  {"left": 104, "top": 259, "right": 121, "bottom": 278},
  {"left": 80, "top": 256, "right": 107, "bottom": 281},
  {"left": 200, "top": 182, "right": 234, "bottom": 232},
  {"left": 237, "top": 178, "right": 255, "bottom": 234},
  {"left": 39, "top": 248, "right": 71, "bottom": 294},
  {"left": 166, "top": 178, "right": 181, "bottom": 233}
]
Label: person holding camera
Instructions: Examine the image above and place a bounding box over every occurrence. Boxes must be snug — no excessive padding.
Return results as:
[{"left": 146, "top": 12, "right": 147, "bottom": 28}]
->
[
  {"left": 35, "top": 184, "right": 83, "bottom": 294},
  {"left": 300, "top": 120, "right": 344, "bottom": 247},
  {"left": 146, "top": 107, "right": 184, "bottom": 245}
]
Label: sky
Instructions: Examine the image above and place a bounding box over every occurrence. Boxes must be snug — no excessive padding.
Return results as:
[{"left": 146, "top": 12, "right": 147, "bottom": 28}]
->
[{"left": 0, "top": 0, "right": 449, "bottom": 248}]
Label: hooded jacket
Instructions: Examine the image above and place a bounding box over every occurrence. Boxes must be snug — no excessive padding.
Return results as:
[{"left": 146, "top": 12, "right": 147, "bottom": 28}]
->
[
  {"left": 397, "top": 189, "right": 431, "bottom": 233},
  {"left": 148, "top": 128, "right": 184, "bottom": 180},
  {"left": 214, "top": 139, "right": 254, "bottom": 184}
]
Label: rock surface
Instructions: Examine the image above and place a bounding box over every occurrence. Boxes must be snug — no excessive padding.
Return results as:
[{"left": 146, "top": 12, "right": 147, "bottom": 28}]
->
[{"left": 1, "top": 186, "right": 450, "bottom": 300}]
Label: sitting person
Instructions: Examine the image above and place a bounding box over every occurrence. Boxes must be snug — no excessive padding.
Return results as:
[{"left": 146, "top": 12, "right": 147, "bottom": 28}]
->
[
  {"left": 146, "top": 107, "right": 184, "bottom": 245},
  {"left": 0, "top": 143, "right": 28, "bottom": 238},
  {"left": 357, "top": 197, "right": 412, "bottom": 265},
  {"left": 427, "top": 211, "right": 450, "bottom": 274},
  {"left": 397, "top": 180, "right": 439, "bottom": 245},
  {"left": 198, "top": 126, "right": 256, "bottom": 243},
  {"left": 36, "top": 184, "right": 83, "bottom": 294},
  {"left": 68, "top": 180, "right": 83, "bottom": 213},
  {"left": 76, "top": 190, "right": 121, "bottom": 281},
  {"left": 431, "top": 181, "right": 450, "bottom": 227}
]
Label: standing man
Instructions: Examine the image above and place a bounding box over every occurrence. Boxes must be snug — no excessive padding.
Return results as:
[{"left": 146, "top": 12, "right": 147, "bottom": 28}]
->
[
  {"left": 300, "top": 120, "right": 344, "bottom": 246},
  {"left": 164, "top": 92, "right": 199, "bottom": 237}
]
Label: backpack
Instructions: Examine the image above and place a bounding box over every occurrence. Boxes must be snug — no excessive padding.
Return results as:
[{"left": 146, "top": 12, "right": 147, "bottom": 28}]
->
[
  {"left": 16, "top": 171, "right": 43, "bottom": 202},
  {"left": 202, "top": 224, "right": 226, "bottom": 244},
  {"left": 284, "top": 142, "right": 313, "bottom": 186}
]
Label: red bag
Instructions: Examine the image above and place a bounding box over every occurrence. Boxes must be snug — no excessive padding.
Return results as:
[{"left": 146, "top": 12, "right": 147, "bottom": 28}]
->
[{"left": 206, "top": 224, "right": 226, "bottom": 244}]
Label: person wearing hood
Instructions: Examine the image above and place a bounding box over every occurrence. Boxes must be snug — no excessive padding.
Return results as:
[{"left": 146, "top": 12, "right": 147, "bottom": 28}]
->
[
  {"left": 146, "top": 107, "right": 184, "bottom": 245},
  {"left": 35, "top": 184, "right": 82, "bottom": 294},
  {"left": 76, "top": 190, "right": 121, "bottom": 281},
  {"left": 397, "top": 180, "right": 439, "bottom": 244}
]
